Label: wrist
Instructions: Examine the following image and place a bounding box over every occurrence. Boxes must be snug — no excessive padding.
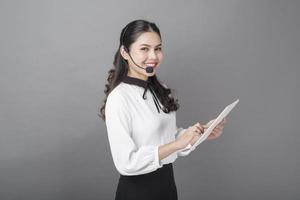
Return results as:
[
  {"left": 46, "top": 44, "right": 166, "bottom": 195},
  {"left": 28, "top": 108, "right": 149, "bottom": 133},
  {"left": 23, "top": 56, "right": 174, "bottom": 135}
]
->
[{"left": 172, "top": 140, "right": 181, "bottom": 151}]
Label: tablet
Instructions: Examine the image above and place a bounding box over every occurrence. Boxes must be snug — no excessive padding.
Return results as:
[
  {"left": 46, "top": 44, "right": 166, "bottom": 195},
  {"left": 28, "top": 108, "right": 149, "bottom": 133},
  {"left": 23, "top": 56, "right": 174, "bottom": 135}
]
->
[{"left": 181, "top": 99, "right": 239, "bottom": 151}]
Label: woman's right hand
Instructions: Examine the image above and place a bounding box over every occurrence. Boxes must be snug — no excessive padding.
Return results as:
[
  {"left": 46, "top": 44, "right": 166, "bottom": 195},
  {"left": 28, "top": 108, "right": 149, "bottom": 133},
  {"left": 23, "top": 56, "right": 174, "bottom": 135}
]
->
[{"left": 174, "top": 122, "right": 204, "bottom": 150}]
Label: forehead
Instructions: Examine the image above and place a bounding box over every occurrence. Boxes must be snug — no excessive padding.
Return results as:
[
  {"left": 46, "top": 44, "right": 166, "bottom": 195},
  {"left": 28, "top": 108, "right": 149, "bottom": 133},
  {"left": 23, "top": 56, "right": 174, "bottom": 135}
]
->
[{"left": 133, "top": 32, "right": 161, "bottom": 46}]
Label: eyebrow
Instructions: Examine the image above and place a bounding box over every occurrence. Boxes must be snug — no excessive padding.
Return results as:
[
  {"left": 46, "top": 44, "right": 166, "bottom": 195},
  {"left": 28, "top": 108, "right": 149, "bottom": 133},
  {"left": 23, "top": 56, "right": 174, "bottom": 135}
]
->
[{"left": 140, "top": 43, "right": 162, "bottom": 47}]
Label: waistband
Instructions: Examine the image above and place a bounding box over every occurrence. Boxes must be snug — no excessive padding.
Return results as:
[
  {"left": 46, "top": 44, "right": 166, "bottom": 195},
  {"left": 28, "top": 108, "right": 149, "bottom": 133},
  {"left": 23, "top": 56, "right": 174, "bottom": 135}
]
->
[{"left": 119, "top": 163, "right": 174, "bottom": 180}]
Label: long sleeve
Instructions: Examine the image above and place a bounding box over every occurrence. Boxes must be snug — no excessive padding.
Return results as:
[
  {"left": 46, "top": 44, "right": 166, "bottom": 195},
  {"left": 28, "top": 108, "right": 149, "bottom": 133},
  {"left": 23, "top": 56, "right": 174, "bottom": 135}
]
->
[
  {"left": 175, "top": 127, "right": 196, "bottom": 156},
  {"left": 105, "top": 92, "right": 163, "bottom": 176}
]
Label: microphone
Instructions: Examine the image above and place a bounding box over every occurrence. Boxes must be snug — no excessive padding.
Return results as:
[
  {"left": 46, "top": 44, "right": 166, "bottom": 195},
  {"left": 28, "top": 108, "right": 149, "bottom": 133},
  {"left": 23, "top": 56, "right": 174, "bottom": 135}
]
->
[
  {"left": 132, "top": 60, "right": 154, "bottom": 73},
  {"left": 145, "top": 66, "right": 154, "bottom": 73},
  {"left": 126, "top": 50, "right": 154, "bottom": 73}
]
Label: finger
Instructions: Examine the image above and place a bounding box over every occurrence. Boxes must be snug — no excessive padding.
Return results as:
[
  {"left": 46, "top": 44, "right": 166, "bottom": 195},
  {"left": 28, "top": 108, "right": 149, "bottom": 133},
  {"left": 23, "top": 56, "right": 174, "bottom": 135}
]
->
[
  {"left": 212, "top": 131, "right": 221, "bottom": 137},
  {"left": 217, "top": 121, "right": 224, "bottom": 127},
  {"left": 215, "top": 129, "right": 223, "bottom": 134},
  {"left": 221, "top": 118, "right": 227, "bottom": 124},
  {"left": 192, "top": 127, "right": 200, "bottom": 134},
  {"left": 197, "top": 122, "right": 205, "bottom": 133},
  {"left": 194, "top": 122, "right": 204, "bottom": 133},
  {"left": 193, "top": 129, "right": 202, "bottom": 136},
  {"left": 217, "top": 122, "right": 225, "bottom": 128},
  {"left": 217, "top": 129, "right": 223, "bottom": 135},
  {"left": 217, "top": 128, "right": 223, "bottom": 133},
  {"left": 210, "top": 133, "right": 218, "bottom": 138},
  {"left": 214, "top": 125, "right": 221, "bottom": 129},
  {"left": 211, "top": 130, "right": 217, "bottom": 135},
  {"left": 214, "top": 128, "right": 221, "bottom": 133},
  {"left": 203, "top": 124, "right": 209, "bottom": 129}
]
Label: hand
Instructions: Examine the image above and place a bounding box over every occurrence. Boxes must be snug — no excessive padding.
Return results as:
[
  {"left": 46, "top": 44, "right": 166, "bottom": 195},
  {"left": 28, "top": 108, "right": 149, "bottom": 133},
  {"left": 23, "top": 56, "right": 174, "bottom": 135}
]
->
[
  {"left": 204, "top": 117, "right": 227, "bottom": 140},
  {"left": 189, "top": 122, "right": 206, "bottom": 145},
  {"left": 175, "top": 122, "right": 204, "bottom": 150}
]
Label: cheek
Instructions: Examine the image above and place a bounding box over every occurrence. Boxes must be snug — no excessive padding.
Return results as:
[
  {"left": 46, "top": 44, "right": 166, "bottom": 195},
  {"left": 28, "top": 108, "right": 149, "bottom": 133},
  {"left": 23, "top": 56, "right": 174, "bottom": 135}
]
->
[
  {"left": 135, "top": 52, "right": 147, "bottom": 61},
  {"left": 158, "top": 52, "right": 164, "bottom": 61}
]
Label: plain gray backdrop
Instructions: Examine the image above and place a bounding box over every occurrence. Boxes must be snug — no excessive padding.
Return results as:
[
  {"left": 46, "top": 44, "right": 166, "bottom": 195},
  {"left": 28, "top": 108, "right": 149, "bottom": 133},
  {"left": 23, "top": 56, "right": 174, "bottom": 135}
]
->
[{"left": 1, "top": 0, "right": 299, "bottom": 199}]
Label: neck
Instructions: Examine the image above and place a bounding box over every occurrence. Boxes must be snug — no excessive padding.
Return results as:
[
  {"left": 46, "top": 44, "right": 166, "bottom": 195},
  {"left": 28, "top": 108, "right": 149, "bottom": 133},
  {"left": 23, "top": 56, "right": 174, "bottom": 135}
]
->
[{"left": 127, "top": 70, "right": 148, "bottom": 81}]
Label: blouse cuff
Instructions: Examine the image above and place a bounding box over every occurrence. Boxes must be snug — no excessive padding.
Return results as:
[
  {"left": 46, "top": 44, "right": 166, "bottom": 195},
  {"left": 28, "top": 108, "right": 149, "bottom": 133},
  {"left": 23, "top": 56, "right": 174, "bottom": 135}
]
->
[
  {"left": 177, "top": 143, "right": 196, "bottom": 156},
  {"left": 154, "top": 146, "right": 163, "bottom": 168}
]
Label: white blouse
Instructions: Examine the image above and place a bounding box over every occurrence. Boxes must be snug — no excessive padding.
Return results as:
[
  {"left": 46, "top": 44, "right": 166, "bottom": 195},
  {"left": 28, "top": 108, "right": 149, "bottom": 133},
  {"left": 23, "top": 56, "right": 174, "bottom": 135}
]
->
[{"left": 105, "top": 75, "right": 196, "bottom": 176}]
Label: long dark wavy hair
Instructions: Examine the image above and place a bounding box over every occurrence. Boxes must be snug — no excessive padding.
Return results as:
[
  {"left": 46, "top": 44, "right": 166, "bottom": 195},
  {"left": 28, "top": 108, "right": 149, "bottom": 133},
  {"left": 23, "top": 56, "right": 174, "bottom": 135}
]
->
[{"left": 99, "top": 19, "right": 180, "bottom": 122}]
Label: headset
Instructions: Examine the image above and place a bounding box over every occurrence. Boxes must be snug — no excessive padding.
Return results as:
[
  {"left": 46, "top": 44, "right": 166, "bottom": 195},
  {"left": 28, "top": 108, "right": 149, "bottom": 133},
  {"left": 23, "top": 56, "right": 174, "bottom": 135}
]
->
[{"left": 121, "top": 25, "right": 154, "bottom": 73}]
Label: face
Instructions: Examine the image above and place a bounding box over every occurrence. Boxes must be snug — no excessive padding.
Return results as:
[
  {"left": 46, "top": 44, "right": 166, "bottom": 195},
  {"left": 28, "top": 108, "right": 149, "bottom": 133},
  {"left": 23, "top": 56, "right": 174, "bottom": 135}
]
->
[{"left": 120, "top": 32, "right": 163, "bottom": 81}]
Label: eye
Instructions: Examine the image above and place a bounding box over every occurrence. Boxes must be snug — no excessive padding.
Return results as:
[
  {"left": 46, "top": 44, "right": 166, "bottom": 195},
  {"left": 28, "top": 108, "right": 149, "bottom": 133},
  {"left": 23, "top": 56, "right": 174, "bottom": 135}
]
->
[
  {"left": 141, "top": 47, "right": 148, "bottom": 51},
  {"left": 155, "top": 47, "right": 162, "bottom": 51}
]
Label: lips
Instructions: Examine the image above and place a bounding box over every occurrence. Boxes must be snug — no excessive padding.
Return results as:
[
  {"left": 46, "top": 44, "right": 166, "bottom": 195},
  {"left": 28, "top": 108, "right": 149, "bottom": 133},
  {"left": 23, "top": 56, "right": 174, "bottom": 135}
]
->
[{"left": 145, "top": 63, "right": 158, "bottom": 67}]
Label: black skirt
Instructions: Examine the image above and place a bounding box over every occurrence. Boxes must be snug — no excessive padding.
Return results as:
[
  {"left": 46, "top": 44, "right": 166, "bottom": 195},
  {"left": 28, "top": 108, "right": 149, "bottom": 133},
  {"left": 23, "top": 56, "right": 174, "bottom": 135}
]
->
[{"left": 115, "top": 163, "right": 178, "bottom": 200}]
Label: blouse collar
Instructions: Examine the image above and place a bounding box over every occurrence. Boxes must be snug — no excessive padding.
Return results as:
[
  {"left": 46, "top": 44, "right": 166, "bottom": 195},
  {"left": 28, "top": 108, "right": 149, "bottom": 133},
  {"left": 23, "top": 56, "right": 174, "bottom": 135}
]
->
[
  {"left": 121, "top": 74, "right": 166, "bottom": 113},
  {"left": 121, "top": 74, "right": 149, "bottom": 90}
]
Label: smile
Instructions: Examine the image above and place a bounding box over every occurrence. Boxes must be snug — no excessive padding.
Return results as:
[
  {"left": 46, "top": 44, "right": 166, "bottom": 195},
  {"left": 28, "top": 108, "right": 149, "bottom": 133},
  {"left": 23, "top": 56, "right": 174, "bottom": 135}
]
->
[{"left": 145, "top": 63, "right": 157, "bottom": 67}]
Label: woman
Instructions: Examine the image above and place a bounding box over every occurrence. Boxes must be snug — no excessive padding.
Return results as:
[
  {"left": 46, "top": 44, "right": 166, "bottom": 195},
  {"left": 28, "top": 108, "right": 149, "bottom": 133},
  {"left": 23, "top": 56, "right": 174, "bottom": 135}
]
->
[{"left": 99, "top": 19, "right": 226, "bottom": 200}]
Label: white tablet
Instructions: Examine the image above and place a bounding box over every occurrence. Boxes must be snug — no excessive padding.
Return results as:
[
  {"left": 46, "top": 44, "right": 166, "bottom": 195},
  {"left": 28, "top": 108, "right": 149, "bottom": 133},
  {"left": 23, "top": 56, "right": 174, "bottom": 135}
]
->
[{"left": 181, "top": 99, "right": 239, "bottom": 151}]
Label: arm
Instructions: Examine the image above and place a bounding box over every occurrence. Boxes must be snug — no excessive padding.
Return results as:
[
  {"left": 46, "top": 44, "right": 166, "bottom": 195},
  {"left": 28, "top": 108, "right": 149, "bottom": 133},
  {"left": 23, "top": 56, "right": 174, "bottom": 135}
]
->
[
  {"left": 158, "top": 140, "right": 181, "bottom": 161},
  {"left": 105, "top": 92, "right": 164, "bottom": 176},
  {"left": 175, "top": 127, "right": 196, "bottom": 156}
]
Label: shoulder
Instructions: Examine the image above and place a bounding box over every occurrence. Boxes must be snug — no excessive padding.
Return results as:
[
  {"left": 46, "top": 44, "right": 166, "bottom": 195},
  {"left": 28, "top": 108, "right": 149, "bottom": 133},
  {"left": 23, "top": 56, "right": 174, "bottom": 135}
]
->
[
  {"left": 106, "top": 83, "right": 130, "bottom": 107},
  {"left": 105, "top": 83, "right": 133, "bottom": 124}
]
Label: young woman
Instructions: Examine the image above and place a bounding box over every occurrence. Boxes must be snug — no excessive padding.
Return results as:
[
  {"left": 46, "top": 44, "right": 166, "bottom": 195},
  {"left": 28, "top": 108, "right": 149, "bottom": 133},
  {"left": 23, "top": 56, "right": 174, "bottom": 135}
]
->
[{"left": 99, "top": 19, "right": 227, "bottom": 200}]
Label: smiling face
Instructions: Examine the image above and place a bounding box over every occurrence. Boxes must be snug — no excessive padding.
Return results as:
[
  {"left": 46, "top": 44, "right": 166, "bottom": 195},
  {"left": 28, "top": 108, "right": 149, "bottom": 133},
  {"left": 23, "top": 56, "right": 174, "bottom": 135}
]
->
[{"left": 120, "top": 31, "right": 163, "bottom": 81}]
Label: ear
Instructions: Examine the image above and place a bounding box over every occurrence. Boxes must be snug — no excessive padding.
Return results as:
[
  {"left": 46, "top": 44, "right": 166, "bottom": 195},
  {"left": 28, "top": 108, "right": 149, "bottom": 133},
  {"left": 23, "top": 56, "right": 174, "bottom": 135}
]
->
[{"left": 120, "top": 45, "right": 129, "bottom": 61}]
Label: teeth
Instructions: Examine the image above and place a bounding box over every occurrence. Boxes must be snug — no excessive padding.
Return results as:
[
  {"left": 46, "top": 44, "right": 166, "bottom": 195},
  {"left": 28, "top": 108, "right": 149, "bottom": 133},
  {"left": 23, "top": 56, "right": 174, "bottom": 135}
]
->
[{"left": 146, "top": 63, "right": 156, "bottom": 67}]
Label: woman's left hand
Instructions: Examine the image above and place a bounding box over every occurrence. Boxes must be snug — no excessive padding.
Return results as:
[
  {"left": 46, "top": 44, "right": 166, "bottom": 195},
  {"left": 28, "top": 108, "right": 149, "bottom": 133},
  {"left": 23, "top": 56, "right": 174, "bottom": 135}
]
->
[{"left": 204, "top": 117, "right": 227, "bottom": 140}]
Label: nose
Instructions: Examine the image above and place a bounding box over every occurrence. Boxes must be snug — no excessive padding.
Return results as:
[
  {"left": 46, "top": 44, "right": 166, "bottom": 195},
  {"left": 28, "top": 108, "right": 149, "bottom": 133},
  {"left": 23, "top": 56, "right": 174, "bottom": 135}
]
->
[{"left": 148, "top": 49, "right": 158, "bottom": 60}]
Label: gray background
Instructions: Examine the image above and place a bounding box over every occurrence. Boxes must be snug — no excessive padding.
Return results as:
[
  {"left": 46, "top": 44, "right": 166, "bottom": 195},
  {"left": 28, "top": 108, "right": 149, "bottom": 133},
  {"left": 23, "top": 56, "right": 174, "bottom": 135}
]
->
[{"left": 1, "top": 0, "right": 299, "bottom": 199}]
